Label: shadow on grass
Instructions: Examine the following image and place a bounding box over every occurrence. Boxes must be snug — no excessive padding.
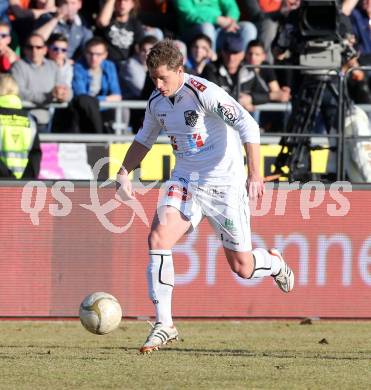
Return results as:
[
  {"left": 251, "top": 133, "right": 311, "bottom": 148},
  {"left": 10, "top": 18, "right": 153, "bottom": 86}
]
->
[
  {"left": 144, "top": 347, "right": 371, "bottom": 361},
  {"left": 1, "top": 345, "right": 371, "bottom": 361}
]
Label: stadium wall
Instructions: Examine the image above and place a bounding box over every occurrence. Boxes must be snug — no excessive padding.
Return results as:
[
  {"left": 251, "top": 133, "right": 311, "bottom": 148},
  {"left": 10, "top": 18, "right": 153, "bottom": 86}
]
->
[{"left": 0, "top": 183, "right": 370, "bottom": 319}]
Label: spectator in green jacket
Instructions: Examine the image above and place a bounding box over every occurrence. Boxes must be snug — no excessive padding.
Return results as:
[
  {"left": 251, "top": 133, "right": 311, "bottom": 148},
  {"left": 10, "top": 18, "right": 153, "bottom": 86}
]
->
[{"left": 173, "top": 0, "right": 257, "bottom": 52}]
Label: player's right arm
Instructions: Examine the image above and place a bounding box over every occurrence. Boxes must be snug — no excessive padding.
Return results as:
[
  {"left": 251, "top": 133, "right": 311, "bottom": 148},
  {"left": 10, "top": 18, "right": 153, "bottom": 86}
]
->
[
  {"left": 116, "top": 95, "right": 162, "bottom": 200},
  {"left": 116, "top": 141, "right": 150, "bottom": 200}
]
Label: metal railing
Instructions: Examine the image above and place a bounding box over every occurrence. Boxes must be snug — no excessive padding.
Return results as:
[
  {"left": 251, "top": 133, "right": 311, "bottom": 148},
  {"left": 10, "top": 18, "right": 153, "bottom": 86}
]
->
[{"left": 25, "top": 64, "right": 371, "bottom": 181}]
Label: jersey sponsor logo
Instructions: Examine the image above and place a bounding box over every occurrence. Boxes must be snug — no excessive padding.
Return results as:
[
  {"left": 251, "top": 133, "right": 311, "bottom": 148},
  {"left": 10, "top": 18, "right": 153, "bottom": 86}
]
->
[
  {"left": 187, "top": 132, "right": 205, "bottom": 148},
  {"left": 167, "top": 184, "right": 191, "bottom": 201},
  {"left": 184, "top": 110, "right": 199, "bottom": 127},
  {"left": 190, "top": 78, "right": 207, "bottom": 92},
  {"left": 215, "top": 102, "right": 238, "bottom": 125},
  {"left": 176, "top": 143, "right": 214, "bottom": 158},
  {"left": 169, "top": 133, "right": 205, "bottom": 152}
]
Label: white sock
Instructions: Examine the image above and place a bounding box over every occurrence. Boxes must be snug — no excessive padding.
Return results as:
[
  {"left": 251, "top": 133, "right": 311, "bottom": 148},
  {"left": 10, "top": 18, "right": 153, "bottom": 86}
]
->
[
  {"left": 147, "top": 249, "right": 174, "bottom": 326},
  {"left": 250, "top": 248, "right": 281, "bottom": 278}
]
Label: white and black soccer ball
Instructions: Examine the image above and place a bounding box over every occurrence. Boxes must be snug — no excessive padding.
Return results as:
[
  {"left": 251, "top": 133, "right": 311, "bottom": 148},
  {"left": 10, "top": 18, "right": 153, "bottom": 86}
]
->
[{"left": 79, "top": 292, "right": 122, "bottom": 335}]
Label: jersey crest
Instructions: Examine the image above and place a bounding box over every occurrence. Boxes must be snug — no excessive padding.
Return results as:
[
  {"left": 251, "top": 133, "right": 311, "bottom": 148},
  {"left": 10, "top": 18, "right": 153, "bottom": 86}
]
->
[{"left": 184, "top": 110, "right": 199, "bottom": 127}]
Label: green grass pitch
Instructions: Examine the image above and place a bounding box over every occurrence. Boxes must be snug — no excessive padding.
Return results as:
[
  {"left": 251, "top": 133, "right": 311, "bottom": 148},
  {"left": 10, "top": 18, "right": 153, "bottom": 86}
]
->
[{"left": 0, "top": 320, "right": 370, "bottom": 389}]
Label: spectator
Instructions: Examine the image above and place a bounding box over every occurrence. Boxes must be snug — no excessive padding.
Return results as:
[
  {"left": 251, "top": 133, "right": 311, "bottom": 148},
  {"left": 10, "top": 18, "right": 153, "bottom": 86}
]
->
[
  {"left": 173, "top": 0, "right": 257, "bottom": 52},
  {"left": 120, "top": 34, "right": 157, "bottom": 133},
  {"left": 240, "top": 39, "right": 290, "bottom": 111},
  {"left": 96, "top": 0, "right": 145, "bottom": 64},
  {"left": 9, "top": 0, "right": 56, "bottom": 19},
  {"left": 120, "top": 34, "right": 158, "bottom": 99},
  {"left": 0, "top": 73, "right": 41, "bottom": 178},
  {"left": 201, "top": 32, "right": 290, "bottom": 123},
  {"left": 342, "top": 50, "right": 371, "bottom": 104},
  {"left": 79, "top": 0, "right": 101, "bottom": 27},
  {"left": 186, "top": 33, "right": 215, "bottom": 76},
  {"left": 47, "top": 32, "right": 74, "bottom": 132},
  {"left": 242, "top": 39, "right": 291, "bottom": 130},
  {"left": 0, "top": 1, "right": 9, "bottom": 23},
  {"left": 350, "top": 0, "right": 371, "bottom": 64},
  {"left": 71, "top": 37, "right": 122, "bottom": 133},
  {"left": 201, "top": 31, "right": 246, "bottom": 100},
  {"left": 47, "top": 32, "right": 72, "bottom": 87},
  {"left": 174, "top": 39, "right": 188, "bottom": 67},
  {"left": 11, "top": 33, "right": 71, "bottom": 130},
  {"left": 9, "top": 0, "right": 57, "bottom": 45},
  {"left": 238, "top": 0, "right": 299, "bottom": 63},
  {"left": 0, "top": 21, "right": 18, "bottom": 72},
  {"left": 34, "top": 0, "right": 93, "bottom": 59},
  {"left": 138, "top": 0, "right": 178, "bottom": 37}
]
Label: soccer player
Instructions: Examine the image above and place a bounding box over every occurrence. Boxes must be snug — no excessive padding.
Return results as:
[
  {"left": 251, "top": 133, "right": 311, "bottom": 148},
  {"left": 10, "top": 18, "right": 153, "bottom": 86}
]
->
[{"left": 116, "top": 39, "right": 294, "bottom": 354}]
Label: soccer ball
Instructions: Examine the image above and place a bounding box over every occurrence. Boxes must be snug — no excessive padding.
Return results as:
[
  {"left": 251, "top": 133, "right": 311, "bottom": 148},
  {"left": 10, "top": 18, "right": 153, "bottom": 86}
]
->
[{"left": 79, "top": 292, "right": 122, "bottom": 335}]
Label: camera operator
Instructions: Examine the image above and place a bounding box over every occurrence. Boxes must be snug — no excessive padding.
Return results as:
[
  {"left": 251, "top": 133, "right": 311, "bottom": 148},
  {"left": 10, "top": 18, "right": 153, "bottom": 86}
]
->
[
  {"left": 274, "top": 1, "right": 371, "bottom": 101},
  {"left": 270, "top": 0, "right": 367, "bottom": 181}
]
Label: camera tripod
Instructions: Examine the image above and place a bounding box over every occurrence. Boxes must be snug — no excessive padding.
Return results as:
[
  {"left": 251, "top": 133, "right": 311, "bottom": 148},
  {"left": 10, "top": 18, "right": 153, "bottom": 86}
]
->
[{"left": 273, "top": 74, "right": 340, "bottom": 182}]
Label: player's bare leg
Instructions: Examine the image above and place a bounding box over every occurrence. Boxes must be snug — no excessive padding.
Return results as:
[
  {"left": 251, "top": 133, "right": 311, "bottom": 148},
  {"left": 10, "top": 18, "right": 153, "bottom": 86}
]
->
[
  {"left": 224, "top": 247, "right": 294, "bottom": 292},
  {"left": 149, "top": 206, "right": 192, "bottom": 250},
  {"left": 140, "top": 206, "right": 191, "bottom": 354}
]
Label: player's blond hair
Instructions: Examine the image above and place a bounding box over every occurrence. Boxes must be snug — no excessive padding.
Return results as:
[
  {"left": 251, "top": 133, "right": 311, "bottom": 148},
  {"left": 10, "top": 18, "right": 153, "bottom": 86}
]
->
[
  {"left": 0, "top": 74, "right": 19, "bottom": 96},
  {"left": 146, "top": 39, "right": 184, "bottom": 71}
]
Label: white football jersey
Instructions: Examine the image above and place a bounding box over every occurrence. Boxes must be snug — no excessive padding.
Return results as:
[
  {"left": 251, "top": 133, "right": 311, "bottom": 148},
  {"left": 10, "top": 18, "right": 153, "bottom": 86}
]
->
[{"left": 135, "top": 73, "right": 260, "bottom": 185}]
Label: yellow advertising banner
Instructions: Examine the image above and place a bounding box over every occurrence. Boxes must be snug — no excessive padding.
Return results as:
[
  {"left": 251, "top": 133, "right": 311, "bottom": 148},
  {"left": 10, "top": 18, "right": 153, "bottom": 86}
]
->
[{"left": 109, "top": 143, "right": 329, "bottom": 181}]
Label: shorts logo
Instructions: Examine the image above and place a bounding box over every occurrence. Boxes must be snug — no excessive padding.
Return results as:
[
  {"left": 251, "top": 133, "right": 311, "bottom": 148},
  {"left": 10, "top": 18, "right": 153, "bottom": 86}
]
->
[
  {"left": 224, "top": 218, "right": 237, "bottom": 233},
  {"left": 190, "top": 78, "right": 207, "bottom": 92},
  {"left": 220, "top": 233, "right": 239, "bottom": 246},
  {"left": 224, "top": 218, "right": 234, "bottom": 230},
  {"left": 167, "top": 185, "right": 191, "bottom": 201},
  {"left": 215, "top": 102, "right": 238, "bottom": 125},
  {"left": 184, "top": 110, "right": 199, "bottom": 127}
]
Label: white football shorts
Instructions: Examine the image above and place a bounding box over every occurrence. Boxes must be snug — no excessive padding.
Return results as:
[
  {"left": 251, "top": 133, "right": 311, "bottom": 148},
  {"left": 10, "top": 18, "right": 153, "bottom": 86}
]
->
[{"left": 157, "top": 177, "right": 252, "bottom": 252}]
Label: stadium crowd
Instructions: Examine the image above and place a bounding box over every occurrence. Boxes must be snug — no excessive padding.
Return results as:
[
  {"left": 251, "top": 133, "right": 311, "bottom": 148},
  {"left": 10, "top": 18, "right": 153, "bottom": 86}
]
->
[
  {"left": 0, "top": 0, "right": 371, "bottom": 133},
  {"left": 0, "top": 0, "right": 370, "bottom": 135}
]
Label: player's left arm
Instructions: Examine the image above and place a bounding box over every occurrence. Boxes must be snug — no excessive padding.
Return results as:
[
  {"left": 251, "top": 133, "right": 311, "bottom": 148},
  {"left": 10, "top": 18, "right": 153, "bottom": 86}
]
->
[
  {"left": 200, "top": 80, "right": 260, "bottom": 142},
  {"left": 244, "top": 142, "right": 265, "bottom": 200},
  {"left": 199, "top": 81, "right": 264, "bottom": 199}
]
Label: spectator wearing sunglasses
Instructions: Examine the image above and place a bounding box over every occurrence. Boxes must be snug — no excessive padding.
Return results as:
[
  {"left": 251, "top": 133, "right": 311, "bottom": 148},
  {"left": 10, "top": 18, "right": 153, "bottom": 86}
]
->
[
  {"left": 47, "top": 33, "right": 72, "bottom": 87},
  {"left": 0, "top": 22, "right": 18, "bottom": 72},
  {"left": 11, "top": 33, "right": 72, "bottom": 130}
]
